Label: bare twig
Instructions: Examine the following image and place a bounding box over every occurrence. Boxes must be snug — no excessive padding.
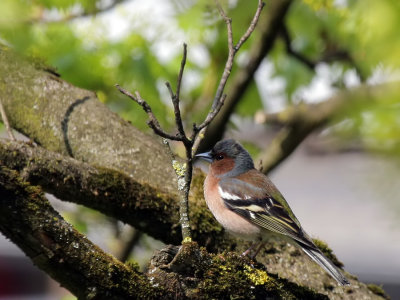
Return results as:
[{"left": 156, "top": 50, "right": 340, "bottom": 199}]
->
[
  {"left": 0, "top": 98, "right": 16, "bottom": 141},
  {"left": 116, "top": 0, "right": 264, "bottom": 243},
  {"left": 191, "top": 94, "right": 226, "bottom": 155},
  {"left": 176, "top": 43, "right": 187, "bottom": 102},
  {"left": 115, "top": 85, "right": 181, "bottom": 141},
  {"left": 235, "top": 1, "right": 265, "bottom": 50},
  {"left": 165, "top": 44, "right": 189, "bottom": 143},
  {"left": 196, "top": 0, "right": 293, "bottom": 153},
  {"left": 196, "top": 94, "right": 227, "bottom": 132},
  {"left": 212, "top": 0, "right": 265, "bottom": 110},
  {"left": 191, "top": 0, "right": 264, "bottom": 155}
]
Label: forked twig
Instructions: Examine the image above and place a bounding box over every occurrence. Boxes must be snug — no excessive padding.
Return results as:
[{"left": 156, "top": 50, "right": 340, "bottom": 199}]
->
[
  {"left": 192, "top": 0, "right": 265, "bottom": 155},
  {"left": 116, "top": 0, "right": 264, "bottom": 242}
]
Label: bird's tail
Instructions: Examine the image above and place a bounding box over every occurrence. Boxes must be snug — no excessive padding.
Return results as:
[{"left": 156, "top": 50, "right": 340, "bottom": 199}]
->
[{"left": 300, "top": 244, "right": 350, "bottom": 286}]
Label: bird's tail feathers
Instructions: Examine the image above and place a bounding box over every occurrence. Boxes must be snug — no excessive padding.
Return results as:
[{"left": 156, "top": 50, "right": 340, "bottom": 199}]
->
[{"left": 300, "top": 244, "right": 350, "bottom": 286}]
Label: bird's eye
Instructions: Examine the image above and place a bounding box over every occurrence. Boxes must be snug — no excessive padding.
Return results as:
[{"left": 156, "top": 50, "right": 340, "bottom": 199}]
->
[{"left": 215, "top": 154, "right": 224, "bottom": 161}]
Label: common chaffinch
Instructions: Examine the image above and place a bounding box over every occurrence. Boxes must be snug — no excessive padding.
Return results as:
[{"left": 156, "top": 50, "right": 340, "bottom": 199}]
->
[{"left": 196, "top": 139, "right": 349, "bottom": 286}]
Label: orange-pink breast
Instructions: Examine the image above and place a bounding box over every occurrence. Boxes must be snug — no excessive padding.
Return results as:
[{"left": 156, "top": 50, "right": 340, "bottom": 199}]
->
[{"left": 203, "top": 170, "right": 261, "bottom": 241}]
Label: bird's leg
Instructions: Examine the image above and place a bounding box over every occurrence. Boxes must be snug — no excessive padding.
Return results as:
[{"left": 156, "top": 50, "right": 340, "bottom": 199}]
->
[
  {"left": 241, "top": 242, "right": 263, "bottom": 259},
  {"left": 241, "top": 242, "right": 259, "bottom": 257},
  {"left": 249, "top": 242, "right": 265, "bottom": 259}
]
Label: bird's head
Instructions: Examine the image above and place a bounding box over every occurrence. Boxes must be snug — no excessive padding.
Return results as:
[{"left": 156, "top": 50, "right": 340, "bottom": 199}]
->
[{"left": 196, "top": 139, "right": 254, "bottom": 177}]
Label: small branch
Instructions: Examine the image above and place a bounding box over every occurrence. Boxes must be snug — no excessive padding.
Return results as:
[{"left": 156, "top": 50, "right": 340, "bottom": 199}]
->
[
  {"left": 212, "top": 0, "right": 264, "bottom": 110},
  {"left": 191, "top": 0, "right": 264, "bottom": 155},
  {"left": 281, "top": 25, "right": 366, "bottom": 81},
  {"left": 215, "top": 1, "right": 234, "bottom": 56},
  {"left": 118, "top": 228, "right": 143, "bottom": 263},
  {"left": 281, "top": 25, "right": 316, "bottom": 70},
  {"left": 196, "top": 0, "right": 293, "bottom": 153},
  {"left": 115, "top": 84, "right": 181, "bottom": 141},
  {"left": 165, "top": 44, "right": 188, "bottom": 142},
  {"left": 194, "top": 0, "right": 267, "bottom": 154},
  {"left": 117, "top": 1, "right": 264, "bottom": 244},
  {"left": 235, "top": 1, "right": 265, "bottom": 50},
  {"left": 31, "top": 0, "right": 126, "bottom": 24},
  {"left": 196, "top": 94, "right": 227, "bottom": 132},
  {"left": 176, "top": 43, "right": 187, "bottom": 102},
  {"left": 161, "top": 138, "right": 192, "bottom": 240},
  {"left": 0, "top": 98, "right": 16, "bottom": 141},
  {"left": 191, "top": 94, "right": 226, "bottom": 156}
]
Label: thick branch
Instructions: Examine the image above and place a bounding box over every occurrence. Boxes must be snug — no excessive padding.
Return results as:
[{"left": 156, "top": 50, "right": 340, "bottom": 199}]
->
[
  {"left": 0, "top": 140, "right": 183, "bottom": 245},
  {"left": 0, "top": 139, "right": 226, "bottom": 248},
  {"left": 0, "top": 47, "right": 177, "bottom": 196},
  {"left": 0, "top": 166, "right": 162, "bottom": 299}
]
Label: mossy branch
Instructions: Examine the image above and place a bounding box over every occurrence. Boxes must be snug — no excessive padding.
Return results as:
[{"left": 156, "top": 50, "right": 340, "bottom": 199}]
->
[
  {"left": 0, "top": 166, "right": 163, "bottom": 299},
  {"left": 0, "top": 139, "right": 228, "bottom": 247}
]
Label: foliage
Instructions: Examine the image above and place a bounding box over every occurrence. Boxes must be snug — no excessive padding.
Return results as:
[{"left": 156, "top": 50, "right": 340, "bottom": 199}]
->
[{"left": 1, "top": 0, "right": 400, "bottom": 154}]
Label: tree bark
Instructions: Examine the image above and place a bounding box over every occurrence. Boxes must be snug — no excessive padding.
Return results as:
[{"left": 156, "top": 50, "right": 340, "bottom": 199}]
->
[
  {"left": 0, "top": 166, "right": 163, "bottom": 299},
  {"left": 0, "top": 46, "right": 177, "bottom": 196}
]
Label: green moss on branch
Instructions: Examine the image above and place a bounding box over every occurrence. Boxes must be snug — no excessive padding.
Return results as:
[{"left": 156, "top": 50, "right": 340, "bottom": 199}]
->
[{"left": 0, "top": 166, "right": 164, "bottom": 299}]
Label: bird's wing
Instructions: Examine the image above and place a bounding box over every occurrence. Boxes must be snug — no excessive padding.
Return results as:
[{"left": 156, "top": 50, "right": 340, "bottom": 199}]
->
[
  {"left": 218, "top": 178, "right": 314, "bottom": 248},
  {"left": 219, "top": 173, "right": 350, "bottom": 286}
]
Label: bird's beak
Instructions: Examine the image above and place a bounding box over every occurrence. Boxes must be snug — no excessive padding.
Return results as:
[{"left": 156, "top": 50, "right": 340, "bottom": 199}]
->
[{"left": 195, "top": 151, "right": 213, "bottom": 163}]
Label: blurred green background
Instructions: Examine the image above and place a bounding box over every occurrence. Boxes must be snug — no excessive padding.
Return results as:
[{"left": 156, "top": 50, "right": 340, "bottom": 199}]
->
[{"left": 0, "top": 0, "right": 399, "bottom": 151}]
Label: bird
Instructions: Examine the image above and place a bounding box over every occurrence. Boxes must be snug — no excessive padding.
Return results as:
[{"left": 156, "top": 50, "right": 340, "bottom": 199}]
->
[{"left": 196, "top": 139, "right": 350, "bottom": 286}]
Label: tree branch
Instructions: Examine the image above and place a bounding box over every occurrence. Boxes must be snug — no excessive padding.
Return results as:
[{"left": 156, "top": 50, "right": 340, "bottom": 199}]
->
[
  {"left": 30, "top": 0, "right": 127, "bottom": 24},
  {"left": 0, "top": 47, "right": 178, "bottom": 197},
  {"left": 197, "top": 0, "right": 293, "bottom": 153},
  {"left": 118, "top": 228, "right": 143, "bottom": 263},
  {"left": 0, "top": 166, "right": 163, "bottom": 299},
  {"left": 255, "top": 83, "right": 397, "bottom": 173},
  {"left": 0, "top": 139, "right": 182, "bottom": 245},
  {"left": 116, "top": 1, "right": 264, "bottom": 243},
  {"left": 191, "top": 0, "right": 265, "bottom": 155},
  {"left": 280, "top": 24, "right": 367, "bottom": 82},
  {"left": 115, "top": 85, "right": 181, "bottom": 141},
  {"left": 280, "top": 25, "right": 316, "bottom": 69}
]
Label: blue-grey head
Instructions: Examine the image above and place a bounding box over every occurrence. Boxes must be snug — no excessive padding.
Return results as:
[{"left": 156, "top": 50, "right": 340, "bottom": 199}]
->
[{"left": 196, "top": 139, "right": 254, "bottom": 177}]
